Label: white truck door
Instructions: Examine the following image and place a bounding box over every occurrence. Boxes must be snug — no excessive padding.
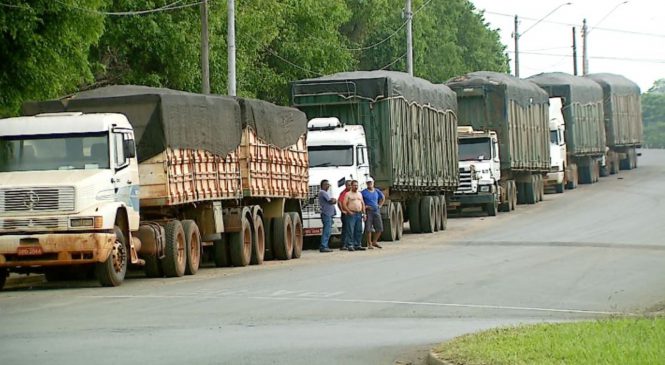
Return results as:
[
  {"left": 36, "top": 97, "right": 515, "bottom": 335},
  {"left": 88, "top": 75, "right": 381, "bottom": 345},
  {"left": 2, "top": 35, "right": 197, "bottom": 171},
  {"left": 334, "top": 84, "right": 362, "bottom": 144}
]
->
[{"left": 111, "top": 130, "right": 140, "bottom": 230}]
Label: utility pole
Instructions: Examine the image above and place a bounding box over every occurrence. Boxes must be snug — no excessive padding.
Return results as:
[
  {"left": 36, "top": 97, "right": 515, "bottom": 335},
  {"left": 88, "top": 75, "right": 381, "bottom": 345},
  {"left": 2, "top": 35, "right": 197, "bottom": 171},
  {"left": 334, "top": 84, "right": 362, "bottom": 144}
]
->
[
  {"left": 228, "top": 0, "right": 237, "bottom": 96},
  {"left": 200, "top": 0, "right": 210, "bottom": 94},
  {"left": 582, "top": 18, "right": 588, "bottom": 75},
  {"left": 572, "top": 27, "right": 578, "bottom": 75},
  {"left": 405, "top": 0, "right": 413, "bottom": 76},
  {"left": 514, "top": 15, "right": 520, "bottom": 77}
]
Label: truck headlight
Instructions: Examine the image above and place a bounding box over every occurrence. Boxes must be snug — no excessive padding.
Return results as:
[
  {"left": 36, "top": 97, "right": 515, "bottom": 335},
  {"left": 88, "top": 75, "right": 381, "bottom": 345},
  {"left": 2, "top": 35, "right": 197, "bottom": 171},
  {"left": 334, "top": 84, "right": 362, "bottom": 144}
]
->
[
  {"left": 479, "top": 185, "right": 491, "bottom": 192},
  {"left": 70, "top": 217, "right": 103, "bottom": 229}
]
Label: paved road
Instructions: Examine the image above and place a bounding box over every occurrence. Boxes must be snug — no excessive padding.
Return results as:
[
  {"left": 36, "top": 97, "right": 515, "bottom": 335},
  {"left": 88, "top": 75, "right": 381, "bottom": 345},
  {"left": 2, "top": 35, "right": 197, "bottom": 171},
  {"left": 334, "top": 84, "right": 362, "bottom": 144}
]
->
[{"left": 1, "top": 149, "right": 664, "bottom": 365}]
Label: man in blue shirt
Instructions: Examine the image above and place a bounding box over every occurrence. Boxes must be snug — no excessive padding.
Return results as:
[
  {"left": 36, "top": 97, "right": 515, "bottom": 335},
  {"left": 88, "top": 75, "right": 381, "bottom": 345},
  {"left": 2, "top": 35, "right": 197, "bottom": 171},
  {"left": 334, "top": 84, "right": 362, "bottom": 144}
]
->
[
  {"left": 361, "top": 177, "right": 385, "bottom": 249},
  {"left": 318, "top": 179, "right": 336, "bottom": 253}
]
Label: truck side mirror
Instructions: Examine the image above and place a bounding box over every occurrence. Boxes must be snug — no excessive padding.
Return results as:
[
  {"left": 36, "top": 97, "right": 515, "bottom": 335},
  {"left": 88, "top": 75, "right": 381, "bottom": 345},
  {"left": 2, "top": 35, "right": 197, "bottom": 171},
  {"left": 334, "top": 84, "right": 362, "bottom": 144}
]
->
[{"left": 123, "top": 139, "right": 136, "bottom": 159}]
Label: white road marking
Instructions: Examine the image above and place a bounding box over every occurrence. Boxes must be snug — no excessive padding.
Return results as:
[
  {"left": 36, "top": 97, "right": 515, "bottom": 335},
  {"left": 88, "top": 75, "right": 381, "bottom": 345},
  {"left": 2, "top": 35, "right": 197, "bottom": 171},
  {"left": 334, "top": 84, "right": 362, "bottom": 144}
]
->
[{"left": 80, "top": 292, "right": 631, "bottom": 316}]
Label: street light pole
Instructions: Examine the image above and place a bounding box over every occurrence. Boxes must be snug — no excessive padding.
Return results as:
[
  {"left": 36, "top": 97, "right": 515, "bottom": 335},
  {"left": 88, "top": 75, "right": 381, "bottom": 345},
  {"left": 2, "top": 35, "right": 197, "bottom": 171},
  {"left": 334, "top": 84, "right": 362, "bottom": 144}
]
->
[
  {"left": 582, "top": 1, "right": 629, "bottom": 76},
  {"left": 513, "top": 2, "right": 572, "bottom": 78},
  {"left": 200, "top": 0, "right": 210, "bottom": 94},
  {"left": 406, "top": 0, "right": 413, "bottom": 76},
  {"left": 228, "top": 0, "right": 236, "bottom": 96}
]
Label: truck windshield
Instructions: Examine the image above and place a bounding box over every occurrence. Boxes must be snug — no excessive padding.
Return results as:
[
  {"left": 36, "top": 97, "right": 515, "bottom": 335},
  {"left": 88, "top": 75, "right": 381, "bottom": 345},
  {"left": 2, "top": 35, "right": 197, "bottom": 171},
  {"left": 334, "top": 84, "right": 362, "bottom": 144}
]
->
[
  {"left": 308, "top": 146, "right": 353, "bottom": 167},
  {"left": 458, "top": 138, "right": 491, "bottom": 161},
  {"left": 0, "top": 132, "right": 110, "bottom": 172},
  {"left": 550, "top": 130, "right": 559, "bottom": 144}
]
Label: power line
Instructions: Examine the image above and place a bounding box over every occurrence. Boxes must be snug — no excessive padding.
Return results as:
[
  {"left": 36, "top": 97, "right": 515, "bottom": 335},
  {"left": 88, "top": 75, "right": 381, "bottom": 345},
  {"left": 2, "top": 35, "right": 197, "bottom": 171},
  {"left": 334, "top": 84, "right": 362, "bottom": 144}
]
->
[
  {"left": 344, "top": 0, "right": 434, "bottom": 52},
  {"left": 380, "top": 52, "right": 408, "bottom": 70},
  {"left": 508, "top": 50, "right": 665, "bottom": 64},
  {"left": 266, "top": 48, "right": 322, "bottom": 77},
  {"left": 483, "top": 9, "right": 665, "bottom": 38},
  {"left": 54, "top": 0, "right": 202, "bottom": 16}
]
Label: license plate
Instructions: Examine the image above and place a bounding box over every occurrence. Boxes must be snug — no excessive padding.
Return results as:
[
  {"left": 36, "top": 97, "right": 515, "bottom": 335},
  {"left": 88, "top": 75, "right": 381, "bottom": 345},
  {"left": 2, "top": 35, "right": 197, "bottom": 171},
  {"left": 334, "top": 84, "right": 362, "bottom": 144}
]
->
[
  {"left": 17, "top": 246, "right": 43, "bottom": 256},
  {"left": 304, "top": 228, "right": 322, "bottom": 236}
]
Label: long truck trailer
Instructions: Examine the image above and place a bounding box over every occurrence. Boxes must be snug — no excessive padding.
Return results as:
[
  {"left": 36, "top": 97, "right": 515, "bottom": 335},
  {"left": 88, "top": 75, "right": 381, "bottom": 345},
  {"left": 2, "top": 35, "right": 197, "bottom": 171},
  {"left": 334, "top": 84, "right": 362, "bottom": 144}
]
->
[
  {"left": 292, "top": 71, "right": 459, "bottom": 240},
  {"left": 528, "top": 72, "right": 606, "bottom": 188},
  {"left": 0, "top": 86, "right": 308, "bottom": 289},
  {"left": 586, "top": 73, "right": 643, "bottom": 173},
  {"left": 446, "top": 72, "right": 551, "bottom": 213}
]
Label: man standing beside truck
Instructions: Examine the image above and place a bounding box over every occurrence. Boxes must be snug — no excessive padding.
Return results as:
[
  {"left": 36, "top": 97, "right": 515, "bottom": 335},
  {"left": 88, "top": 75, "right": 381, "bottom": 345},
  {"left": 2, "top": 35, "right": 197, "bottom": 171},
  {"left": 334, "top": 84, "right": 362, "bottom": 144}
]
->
[
  {"left": 318, "top": 180, "right": 337, "bottom": 253},
  {"left": 338, "top": 179, "right": 352, "bottom": 250},
  {"left": 343, "top": 180, "right": 367, "bottom": 251},
  {"left": 362, "top": 178, "right": 385, "bottom": 248}
]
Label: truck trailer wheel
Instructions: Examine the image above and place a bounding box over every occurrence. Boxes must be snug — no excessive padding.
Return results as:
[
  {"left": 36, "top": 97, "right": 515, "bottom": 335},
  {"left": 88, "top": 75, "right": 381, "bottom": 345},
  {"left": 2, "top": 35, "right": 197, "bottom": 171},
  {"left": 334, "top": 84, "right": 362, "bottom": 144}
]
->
[
  {"left": 95, "top": 226, "right": 128, "bottom": 287},
  {"left": 163, "top": 220, "right": 186, "bottom": 277},
  {"left": 213, "top": 236, "right": 231, "bottom": 267},
  {"left": 555, "top": 182, "right": 565, "bottom": 194},
  {"left": 407, "top": 200, "right": 421, "bottom": 234},
  {"left": 419, "top": 196, "right": 436, "bottom": 233},
  {"left": 510, "top": 181, "right": 517, "bottom": 210},
  {"left": 230, "top": 215, "right": 252, "bottom": 267},
  {"left": 396, "top": 203, "right": 404, "bottom": 239},
  {"left": 272, "top": 214, "right": 293, "bottom": 260},
  {"left": 289, "top": 213, "right": 303, "bottom": 259},
  {"left": 381, "top": 203, "right": 397, "bottom": 242},
  {"left": 251, "top": 215, "right": 266, "bottom": 265},
  {"left": 264, "top": 219, "right": 274, "bottom": 261},
  {"left": 523, "top": 177, "right": 537, "bottom": 205},
  {"left": 182, "top": 220, "right": 201, "bottom": 275},
  {"left": 438, "top": 196, "right": 448, "bottom": 231},
  {"left": 0, "top": 269, "right": 6, "bottom": 290},
  {"left": 433, "top": 197, "right": 442, "bottom": 232}
]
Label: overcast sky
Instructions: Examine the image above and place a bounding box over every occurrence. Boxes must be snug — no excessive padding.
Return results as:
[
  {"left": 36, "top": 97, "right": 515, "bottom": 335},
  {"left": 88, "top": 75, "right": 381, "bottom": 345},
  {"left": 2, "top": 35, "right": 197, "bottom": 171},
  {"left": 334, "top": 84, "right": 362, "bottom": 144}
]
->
[{"left": 469, "top": 0, "right": 665, "bottom": 92}]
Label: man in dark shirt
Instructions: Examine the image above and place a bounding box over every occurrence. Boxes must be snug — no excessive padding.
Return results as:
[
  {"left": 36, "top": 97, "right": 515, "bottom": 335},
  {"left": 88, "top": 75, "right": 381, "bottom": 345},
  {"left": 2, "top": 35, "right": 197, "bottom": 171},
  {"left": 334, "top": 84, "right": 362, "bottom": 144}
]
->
[
  {"left": 318, "top": 179, "right": 336, "bottom": 253},
  {"left": 361, "top": 177, "right": 385, "bottom": 249}
]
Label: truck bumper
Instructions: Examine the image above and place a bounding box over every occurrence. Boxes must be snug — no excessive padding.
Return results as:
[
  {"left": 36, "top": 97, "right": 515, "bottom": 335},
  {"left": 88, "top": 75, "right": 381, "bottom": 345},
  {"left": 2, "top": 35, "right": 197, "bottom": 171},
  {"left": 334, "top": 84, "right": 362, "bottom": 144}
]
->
[
  {"left": 302, "top": 216, "right": 342, "bottom": 236},
  {"left": 448, "top": 193, "right": 494, "bottom": 207},
  {"left": 0, "top": 232, "right": 115, "bottom": 268},
  {"left": 545, "top": 171, "right": 564, "bottom": 185}
]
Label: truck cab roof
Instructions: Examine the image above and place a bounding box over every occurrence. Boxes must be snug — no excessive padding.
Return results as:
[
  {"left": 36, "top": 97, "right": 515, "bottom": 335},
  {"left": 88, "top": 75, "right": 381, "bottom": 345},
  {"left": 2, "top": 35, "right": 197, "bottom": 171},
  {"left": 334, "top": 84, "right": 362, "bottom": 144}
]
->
[{"left": 0, "top": 112, "right": 131, "bottom": 137}]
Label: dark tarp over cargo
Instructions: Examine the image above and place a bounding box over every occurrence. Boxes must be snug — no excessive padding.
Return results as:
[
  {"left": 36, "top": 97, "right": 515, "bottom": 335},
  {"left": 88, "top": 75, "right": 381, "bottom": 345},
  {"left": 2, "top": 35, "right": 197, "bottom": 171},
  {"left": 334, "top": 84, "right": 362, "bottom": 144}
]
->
[
  {"left": 446, "top": 71, "right": 549, "bottom": 107},
  {"left": 292, "top": 70, "right": 457, "bottom": 111},
  {"left": 21, "top": 85, "right": 307, "bottom": 162},
  {"left": 527, "top": 72, "right": 603, "bottom": 105}
]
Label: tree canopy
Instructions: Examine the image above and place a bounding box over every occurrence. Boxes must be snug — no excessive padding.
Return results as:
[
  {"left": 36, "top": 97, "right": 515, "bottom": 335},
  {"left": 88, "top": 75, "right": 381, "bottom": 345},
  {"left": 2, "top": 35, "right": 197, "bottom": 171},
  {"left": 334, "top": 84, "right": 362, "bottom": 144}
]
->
[
  {"left": 0, "top": 0, "right": 509, "bottom": 116},
  {"left": 642, "top": 78, "right": 665, "bottom": 148}
]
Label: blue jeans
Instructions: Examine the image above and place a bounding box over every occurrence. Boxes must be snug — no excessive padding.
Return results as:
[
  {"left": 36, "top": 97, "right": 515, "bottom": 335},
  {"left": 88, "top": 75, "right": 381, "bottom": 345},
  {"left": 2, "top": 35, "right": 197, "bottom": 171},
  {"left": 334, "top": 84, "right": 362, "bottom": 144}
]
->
[
  {"left": 346, "top": 212, "right": 363, "bottom": 248},
  {"left": 320, "top": 213, "right": 333, "bottom": 250}
]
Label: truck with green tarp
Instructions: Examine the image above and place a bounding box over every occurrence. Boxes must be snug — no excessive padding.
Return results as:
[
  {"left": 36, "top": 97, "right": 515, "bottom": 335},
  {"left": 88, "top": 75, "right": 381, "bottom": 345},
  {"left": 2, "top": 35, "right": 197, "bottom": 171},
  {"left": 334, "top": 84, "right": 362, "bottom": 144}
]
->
[
  {"left": 291, "top": 71, "right": 459, "bottom": 241},
  {"left": 587, "top": 73, "right": 642, "bottom": 172},
  {"left": 527, "top": 72, "right": 606, "bottom": 187},
  {"left": 446, "top": 71, "right": 550, "bottom": 214}
]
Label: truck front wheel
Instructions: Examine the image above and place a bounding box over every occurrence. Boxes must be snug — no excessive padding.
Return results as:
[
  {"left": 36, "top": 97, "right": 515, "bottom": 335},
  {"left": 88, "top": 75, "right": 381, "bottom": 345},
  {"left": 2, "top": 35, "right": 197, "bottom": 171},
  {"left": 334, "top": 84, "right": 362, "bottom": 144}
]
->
[{"left": 96, "top": 226, "right": 128, "bottom": 287}]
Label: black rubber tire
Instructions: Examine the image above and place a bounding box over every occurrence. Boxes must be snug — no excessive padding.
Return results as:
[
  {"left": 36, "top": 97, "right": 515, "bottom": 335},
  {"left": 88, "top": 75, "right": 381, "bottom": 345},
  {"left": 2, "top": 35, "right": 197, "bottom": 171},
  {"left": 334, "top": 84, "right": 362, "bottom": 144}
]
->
[
  {"left": 162, "top": 220, "right": 186, "bottom": 277},
  {"left": 555, "top": 182, "right": 565, "bottom": 194},
  {"left": 407, "top": 199, "right": 421, "bottom": 234},
  {"left": 289, "top": 213, "right": 303, "bottom": 259},
  {"left": 433, "top": 197, "right": 441, "bottom": 232},
  {"left": 380, "top": 203, "right": 397, "bottom": 242},
  {"left": 263, "top": 218, "right": 274, "bottom": 261},
  {"left": 498, "top": 184, "right": 510, "bottom": 212},
  {"left": 182, "top": 220, "right": 201, "bottom": 275},
  {"left": 272, "top": 214, "right": 293, "bottom": 260},
  {"left": 396, "top": 203, "right": 404, "bottom": 240},
  {"left": 251, "top": 214, "right": 266, "bottom": 265},
  {"left": 510, "top": 181, "right": 517, "bottom": 210},
  {"left": 136, "top": 225, "right": 162, "bottom": 278},
  {"left": 230, "top": 215, "right": 252, "bottom": 267},
  {"left": 524, "top": 178, "right": 536, "bottom": 205},
  {"left": 439, "top": 196, "right": 448, "bottom": 231},
  {"left": 419, "top": 196, "right": 436, "bottom": 233},
  {"left": 213, "top": 235, "right": 231, "bottom": 267},
  {"left": 95, "top": 226, "right": 128, "bottom": 287},
  {"left": 485, "top": 199, "right": 498, "bottom": 216},
  {"left": 0, "top": 269, "right": 7, "bottom": 291}
]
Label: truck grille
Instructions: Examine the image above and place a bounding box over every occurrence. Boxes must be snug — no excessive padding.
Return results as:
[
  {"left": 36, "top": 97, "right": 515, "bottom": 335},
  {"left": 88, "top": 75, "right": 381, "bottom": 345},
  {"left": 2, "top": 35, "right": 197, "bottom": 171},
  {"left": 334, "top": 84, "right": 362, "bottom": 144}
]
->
[
  {"left": 455, "top": 168, "right": 473, "bottom": 194},
  {"left": 1, "top": 217, "right": 69, "bottom": 230},
  {"left": 302, "top": 185, "right": 321, "bottom": 215},
  {"left": 0, "top": 187, "right": 76, "bottom": 214}
]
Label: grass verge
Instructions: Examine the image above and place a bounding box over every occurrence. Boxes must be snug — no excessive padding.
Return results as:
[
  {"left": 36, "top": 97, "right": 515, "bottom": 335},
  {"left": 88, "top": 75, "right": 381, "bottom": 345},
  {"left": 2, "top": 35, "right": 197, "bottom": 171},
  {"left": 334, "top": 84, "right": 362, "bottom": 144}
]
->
[{"left": 434, "top": 317, "right": 665, "bottom": 365}]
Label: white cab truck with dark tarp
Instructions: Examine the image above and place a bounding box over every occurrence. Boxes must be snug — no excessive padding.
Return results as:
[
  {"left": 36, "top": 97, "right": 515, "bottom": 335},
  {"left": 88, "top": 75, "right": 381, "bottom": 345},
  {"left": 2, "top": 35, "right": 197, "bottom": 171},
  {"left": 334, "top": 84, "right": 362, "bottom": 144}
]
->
[
  {"left": 0, "top": 86, "right": 308, "bottom": 289},
  {"left": 446, "top": 72, "right": 551, "bottom": 215},
  {"left": 547, "top": 97, "right": 567, "bottom": 193},
  {"left": 293, "top": 71, "right": 459, "bottom": 241}
]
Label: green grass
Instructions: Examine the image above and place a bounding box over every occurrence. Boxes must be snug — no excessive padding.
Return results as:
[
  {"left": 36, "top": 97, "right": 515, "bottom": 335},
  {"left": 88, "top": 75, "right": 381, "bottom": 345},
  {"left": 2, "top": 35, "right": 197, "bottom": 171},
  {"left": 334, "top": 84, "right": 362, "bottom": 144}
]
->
[{"left": 434, "top": 317, "right": 665, "bottom": 365}]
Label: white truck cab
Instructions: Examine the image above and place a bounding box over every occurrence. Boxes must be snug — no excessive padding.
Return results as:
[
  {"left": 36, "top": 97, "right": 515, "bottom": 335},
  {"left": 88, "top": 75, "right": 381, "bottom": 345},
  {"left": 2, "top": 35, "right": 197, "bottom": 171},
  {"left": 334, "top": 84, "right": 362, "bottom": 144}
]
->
[
  {"left": 448, "top": 126, "right": 501, "bottom": 216},
  {"left": 0, "top": 112, "right": 141, "bottom": 282},
  {"left": 303, "top": 118, "right": 370, "bottom": 237},
  {"left": 546, "top": 97, "right": 567, "bottom": 193}
]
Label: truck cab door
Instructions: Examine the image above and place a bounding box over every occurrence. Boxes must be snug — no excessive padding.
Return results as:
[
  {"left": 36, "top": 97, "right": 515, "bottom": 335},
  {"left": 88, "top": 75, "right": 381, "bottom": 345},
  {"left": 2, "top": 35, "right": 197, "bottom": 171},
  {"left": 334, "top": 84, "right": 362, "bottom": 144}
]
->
[
  {"left": 111, "top": 129, "right": 140, "bottom": 230},
  {"left": 356, "top": 145, "right": 370, "bottom": 187}
]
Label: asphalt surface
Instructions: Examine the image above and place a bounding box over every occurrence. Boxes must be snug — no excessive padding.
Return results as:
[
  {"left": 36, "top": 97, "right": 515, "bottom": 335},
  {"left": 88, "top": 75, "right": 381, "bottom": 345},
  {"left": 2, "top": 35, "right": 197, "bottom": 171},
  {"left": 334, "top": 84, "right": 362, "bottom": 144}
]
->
[{"left": 1, "top": 149, "right": 664, "bottom": 365}]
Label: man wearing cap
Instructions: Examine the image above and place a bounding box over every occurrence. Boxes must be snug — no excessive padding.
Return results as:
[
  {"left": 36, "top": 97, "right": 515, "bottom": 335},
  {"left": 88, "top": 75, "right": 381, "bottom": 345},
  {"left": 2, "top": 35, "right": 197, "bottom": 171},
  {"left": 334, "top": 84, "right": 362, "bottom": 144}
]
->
[{"left": 361, "top": 177, "right": 385, "bottom": 249}]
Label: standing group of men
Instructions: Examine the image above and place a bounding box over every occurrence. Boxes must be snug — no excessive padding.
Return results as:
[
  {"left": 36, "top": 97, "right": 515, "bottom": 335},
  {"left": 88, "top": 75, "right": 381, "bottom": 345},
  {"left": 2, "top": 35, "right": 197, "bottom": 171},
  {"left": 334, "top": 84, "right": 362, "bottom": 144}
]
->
[{"left": 317, "top": 178, "right": 385, "bottom": 253}]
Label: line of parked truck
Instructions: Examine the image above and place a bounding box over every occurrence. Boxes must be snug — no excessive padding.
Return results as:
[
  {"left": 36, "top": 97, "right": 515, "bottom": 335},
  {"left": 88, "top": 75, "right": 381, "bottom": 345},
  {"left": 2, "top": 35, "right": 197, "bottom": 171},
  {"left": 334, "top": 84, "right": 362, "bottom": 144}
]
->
[{"left": 0, "top": 69, "right": 642, "bottom": 289}]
